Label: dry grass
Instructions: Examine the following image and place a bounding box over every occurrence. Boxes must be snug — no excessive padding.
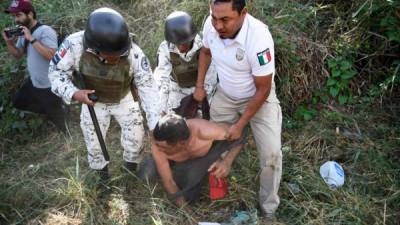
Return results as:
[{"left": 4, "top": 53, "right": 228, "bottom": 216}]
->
[{"left": 1, "top": 102, "right": 399, "bottom": 224}]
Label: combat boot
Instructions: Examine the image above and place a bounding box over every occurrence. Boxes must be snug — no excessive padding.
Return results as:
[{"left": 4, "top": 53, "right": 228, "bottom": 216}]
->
[
  {"left": 96, "top": 165, "right": 111, "bottom": 196},
  {"left": 124, "top": 162, "right": 138, "bottom": 174}
]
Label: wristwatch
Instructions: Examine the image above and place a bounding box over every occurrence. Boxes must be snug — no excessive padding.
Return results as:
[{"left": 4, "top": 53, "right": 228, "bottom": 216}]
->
[{"left": 29, "top": 38, "right": 37, "bottom": 44}]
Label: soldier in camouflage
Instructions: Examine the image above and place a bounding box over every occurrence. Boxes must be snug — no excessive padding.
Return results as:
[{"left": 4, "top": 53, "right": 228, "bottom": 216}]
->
[
  {"left": 153, "top": 11, "right": 217, "bottom": 115},
  {"left": 48, "top": 8, "right": 160, "bottom": 184}
]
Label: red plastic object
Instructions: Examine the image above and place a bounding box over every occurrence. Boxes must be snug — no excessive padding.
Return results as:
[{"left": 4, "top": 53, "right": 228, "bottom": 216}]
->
[{"left": 209, "top": 173, "right": 229, "bottom": 200}]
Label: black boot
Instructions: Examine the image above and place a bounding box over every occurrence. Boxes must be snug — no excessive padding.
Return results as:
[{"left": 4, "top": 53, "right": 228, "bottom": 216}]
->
[
  {"left": 136, "top": 155, "right": 159, "bottom": 181},
  {"left": 96, "top": 165, "right": 111, "bottom": 196},
  {"left": 124, "top": 162, "right": 138, "bottom": 173},
  {"left": 47, "top": 103, "right": 69, "bottom": 134}
]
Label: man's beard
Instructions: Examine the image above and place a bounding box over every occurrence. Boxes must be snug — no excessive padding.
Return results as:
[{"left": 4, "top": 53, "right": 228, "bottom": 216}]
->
[{"left": 17, "top": 17, "right": 31, "bottom": 27}]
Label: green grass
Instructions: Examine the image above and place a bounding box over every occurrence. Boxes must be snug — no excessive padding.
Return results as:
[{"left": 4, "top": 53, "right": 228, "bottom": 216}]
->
[{"left": 0, "top": 102, "right": 399, "bottom": 225}]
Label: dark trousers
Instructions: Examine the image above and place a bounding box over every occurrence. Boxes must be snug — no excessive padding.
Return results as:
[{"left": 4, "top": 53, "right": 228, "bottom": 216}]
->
[
  {"left": 12, "top": 79, "right": 66, "bottom": 132},
  {"left": 139, "top": 137, "right": 245, "bottom": 203},
  {"left": 171, "top": 140, "right": 241, "bottom": 202}
]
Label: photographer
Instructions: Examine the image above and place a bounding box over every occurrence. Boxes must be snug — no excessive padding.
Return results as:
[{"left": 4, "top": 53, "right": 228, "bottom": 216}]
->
[{"left": 2, "top": 0, "right": 66, "bottom": 132}]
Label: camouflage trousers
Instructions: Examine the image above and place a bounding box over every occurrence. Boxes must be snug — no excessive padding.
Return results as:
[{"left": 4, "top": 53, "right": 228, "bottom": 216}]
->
[
  {"left": 164, "top": 81, "right": 216, "bottom": 114},
  {"left": 164, "top": 83, "right": 194, "bottom": 114},
  {"left": 80, "top": 93, "right": 144, "bottom": 170}
]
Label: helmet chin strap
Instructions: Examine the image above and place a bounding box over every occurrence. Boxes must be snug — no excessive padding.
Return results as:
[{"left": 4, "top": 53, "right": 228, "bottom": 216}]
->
[
  {"left": 82, "top": 34, "right": 131, "bottom": 59},
  {"left": 82, "top": 35, "right": 91, "bottom": 52}
]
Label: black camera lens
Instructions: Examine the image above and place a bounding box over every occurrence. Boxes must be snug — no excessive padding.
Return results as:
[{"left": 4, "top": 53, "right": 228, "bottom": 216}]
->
[{"left": 5, "top": 27, "right": 24, "bottom": 38}]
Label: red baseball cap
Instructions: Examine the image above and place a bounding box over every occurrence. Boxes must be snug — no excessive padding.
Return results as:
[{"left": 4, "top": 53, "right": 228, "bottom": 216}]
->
[{"left": 4, "top": 0, "right": 33, "bottom": 14}]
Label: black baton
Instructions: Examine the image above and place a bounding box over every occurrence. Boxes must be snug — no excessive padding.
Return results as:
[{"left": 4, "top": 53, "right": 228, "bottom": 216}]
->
[{"left": 75, "top": 71, "right": 110, "bottom": 161}]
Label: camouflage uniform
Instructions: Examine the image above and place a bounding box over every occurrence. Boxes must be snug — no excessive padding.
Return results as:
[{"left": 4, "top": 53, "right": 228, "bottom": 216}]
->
[
  {"left": 153, "top": 35, "right": 217, "bottom": 114},
  {"left": 48, "top": 31, "right": 160, "bottom": 170}
]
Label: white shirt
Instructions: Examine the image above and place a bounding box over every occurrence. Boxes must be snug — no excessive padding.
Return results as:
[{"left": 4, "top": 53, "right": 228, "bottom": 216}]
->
[{"left": 202, "top": 14, "right": 279, "bottom": 103}]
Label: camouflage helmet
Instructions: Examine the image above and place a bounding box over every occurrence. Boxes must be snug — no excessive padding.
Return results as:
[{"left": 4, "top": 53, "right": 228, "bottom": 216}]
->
[
  {"left": 165, "top": 11, "right": 197, "bottom": 45},
  {"left": 83, "top": 8, "right": 130, "bottom": 55}
]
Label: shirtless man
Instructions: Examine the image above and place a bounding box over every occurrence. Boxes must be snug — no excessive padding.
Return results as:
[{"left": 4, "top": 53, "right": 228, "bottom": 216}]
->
[{"left": 151, "top": 113, "right": 245, "bottom": 207}]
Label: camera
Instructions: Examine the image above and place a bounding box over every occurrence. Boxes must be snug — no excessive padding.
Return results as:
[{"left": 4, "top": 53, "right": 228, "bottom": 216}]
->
[{"left": 4, "top": 26, "right": 24, "bottom": 38}]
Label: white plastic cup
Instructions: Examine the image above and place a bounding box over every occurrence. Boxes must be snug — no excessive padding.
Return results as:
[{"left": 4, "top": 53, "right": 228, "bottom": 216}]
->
[{"left": 319, "top": 161, "right": 345, "bottom": 189}]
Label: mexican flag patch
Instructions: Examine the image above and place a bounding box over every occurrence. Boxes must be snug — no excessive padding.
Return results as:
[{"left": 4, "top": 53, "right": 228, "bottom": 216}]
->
[
  {"left": 51, "top": 42, "right": 69, "bottom": 65},
  {"left": 257, "top": 48, "right": 271, "bottom": 66}
]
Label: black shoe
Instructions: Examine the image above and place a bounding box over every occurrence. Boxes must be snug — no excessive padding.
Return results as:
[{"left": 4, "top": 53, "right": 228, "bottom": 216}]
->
[
  {"left": 47, "top": 115, "right": 67, "bottom": 133},
  {"left": 46, "top": 103, "right": 70, "bottom": 134},
  {"left": 96, "top": 166, "right": 111, "bottom": 196},
  {"left": 136, "top": 155, "right": 159, "bottom": 181},
  {"left": 124, "top": 162, "right": 138, "bottom": 173}
]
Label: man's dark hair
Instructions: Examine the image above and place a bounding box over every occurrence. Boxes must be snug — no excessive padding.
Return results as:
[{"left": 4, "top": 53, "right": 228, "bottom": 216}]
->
[
  {"left": 211, "top": 0, "right": 246, "bottom": 14},
  {"left": 153, "top": 114, "right": 190, "bottom": 145},
  {"left": 21, "top": 9, "right": 36, "bottom": 19},
  {"left": 31, "top": 9, "right": 36, "bottom": 19}
]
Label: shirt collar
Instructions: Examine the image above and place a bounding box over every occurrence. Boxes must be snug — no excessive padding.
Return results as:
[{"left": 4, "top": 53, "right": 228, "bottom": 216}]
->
[{"left": 233, "top": 14, "right": 249, "bottom": 46}]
